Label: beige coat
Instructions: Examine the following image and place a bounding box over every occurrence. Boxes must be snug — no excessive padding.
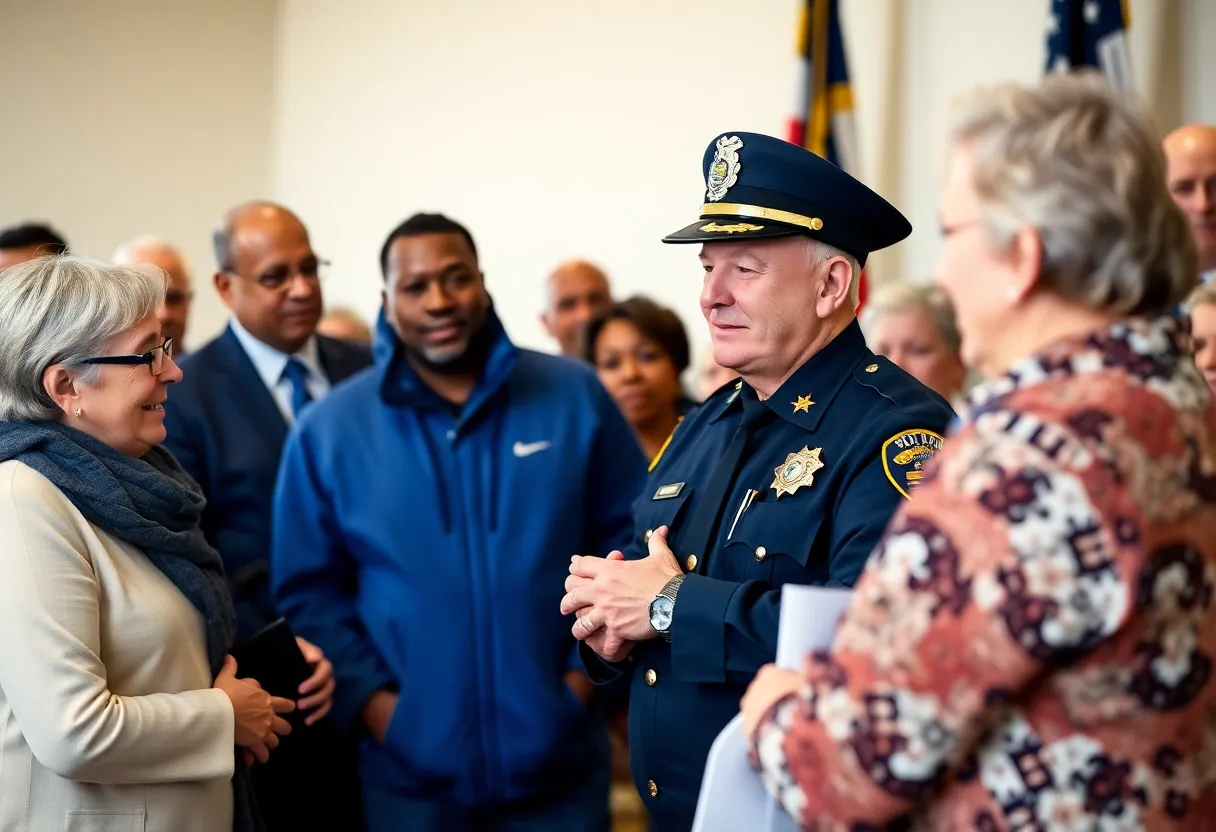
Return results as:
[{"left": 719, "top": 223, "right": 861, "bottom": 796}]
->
[{"left": 0, "top": 460, "right": 237, "bottom": 832}]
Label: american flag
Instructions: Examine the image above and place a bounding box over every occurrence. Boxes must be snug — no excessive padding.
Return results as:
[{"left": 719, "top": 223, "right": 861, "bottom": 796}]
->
[
  {"left": 1045, "top": 0, "right": 1133, "bottom": 91},
  {"left": 787, "top": 0, "right": 869, "bottom": 312}
]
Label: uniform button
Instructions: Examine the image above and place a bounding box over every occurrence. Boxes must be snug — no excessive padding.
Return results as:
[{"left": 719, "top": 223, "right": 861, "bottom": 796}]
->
[
  {"left": 645, "top": 668, "right": 657, "bottom": 686},
  {"left": 686, "top": 554, "right": 698, "bottom": 571},
  {"left": 644, "top": 529, "right": 653, "bottom": 543},
  {"left": 647, "top": 780, "right": 659, "bottom": 798},
  {"left": 865, "top": 363, "right": 879, "bottom": 373},
  {"left": 754, "top": 546, "right": 767, "bottom": 561}
]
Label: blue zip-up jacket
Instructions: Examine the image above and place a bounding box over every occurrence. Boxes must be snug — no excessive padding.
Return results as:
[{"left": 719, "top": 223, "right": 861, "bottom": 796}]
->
[{"left": 270, "top": 309, "right": 647, "bottom": 807}]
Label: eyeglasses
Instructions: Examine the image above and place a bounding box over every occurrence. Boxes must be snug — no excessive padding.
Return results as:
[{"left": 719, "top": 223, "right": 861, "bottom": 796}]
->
[
  {"left": 83, "top": 338, "right": 174, "bottom": 376},
  {"left": 225, "top": 258, "right": 330, "bottom": 292}
]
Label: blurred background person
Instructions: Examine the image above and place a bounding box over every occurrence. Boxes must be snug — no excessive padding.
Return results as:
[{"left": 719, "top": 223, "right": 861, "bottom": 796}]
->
[
  {"left": 1188, "top": 281, "right": 1216, "bottom": 395},
  {"left": 742, "top": 72, "right": 1215, "bottom": 830},
  {"left": 162, "top": 201, "right": 368, "bottom": 831},
  {"left": 112, "top": 235, "right": 196, "bottom": 353},
  {"left": 1164, "top": 124, "right": 1216, "bottom": 283},
  {"left": 582, "top": 295, "right": 693, "bottom": 462},
  {"left": 0, "top": 256, "right": 296, "bottom": 832},
  {"left": 695, "top": 345, "right": 737, "bottom": 400},
  {"left": 861, "top": 281, "right": 968, "bottom": 403},
  {"left": 0, "top": 221, "right": 68, "bottom": 270},
  {"left": 318, "top": 304, "right": 374, "bottom": 345},
  {"left": 541, "top": 259, "right": 613, "bottom": 358}
]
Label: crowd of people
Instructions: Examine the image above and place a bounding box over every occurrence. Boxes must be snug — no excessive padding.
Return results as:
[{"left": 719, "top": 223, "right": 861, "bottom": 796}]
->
[{"left": 0, "top": 71, "right": 1215, "bottom": 832}]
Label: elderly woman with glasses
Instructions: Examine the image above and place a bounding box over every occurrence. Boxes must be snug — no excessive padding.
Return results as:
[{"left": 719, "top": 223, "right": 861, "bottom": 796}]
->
[
  {"left": 740, "top": 73, "right": 1216, "bottom": 829},
  {"left": 0, "top": 257, "right": 306, "bottom": 832}
]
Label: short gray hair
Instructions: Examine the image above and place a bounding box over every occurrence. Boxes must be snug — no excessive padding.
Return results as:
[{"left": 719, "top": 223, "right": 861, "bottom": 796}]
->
[
  {"left": 947, "top": 71, "right": 1197, "bottom": 315},
  {"left": 861, "top": 282, "right": 962, "bottom": 354},
  {"left": 0, "top": 256, "right": 165, "bottom": 421},
  {"left": 804, "top": 238, "right": 862, "bottom": 309}
]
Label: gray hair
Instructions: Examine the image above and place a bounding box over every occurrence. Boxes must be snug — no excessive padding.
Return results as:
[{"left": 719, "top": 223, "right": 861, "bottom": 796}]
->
[
  {"left": 804, "top": 238, "right": 862, "bottom": 309},
  {"left": 0, "top": 256, "right": 165, "bottom": 421},
  {"left": 946, "top": 71, "right": 1197, "bottom": 315},
  {"left": 111, "top": 234, "right": 191, "bottom": 271},
  {"left": 861, "top": 282, "right": 962, "bottom": 354}
]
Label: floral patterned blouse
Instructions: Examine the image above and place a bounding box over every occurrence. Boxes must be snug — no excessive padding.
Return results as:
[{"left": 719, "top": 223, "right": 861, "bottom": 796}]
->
[{"left": 751, "top": 316, "right": 1216, "bottom": 830}]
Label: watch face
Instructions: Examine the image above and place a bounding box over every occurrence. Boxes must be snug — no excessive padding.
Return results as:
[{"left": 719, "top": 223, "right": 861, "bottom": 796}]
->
[{"left": 649, "top": 595, "right": 674, "bottom": 632}]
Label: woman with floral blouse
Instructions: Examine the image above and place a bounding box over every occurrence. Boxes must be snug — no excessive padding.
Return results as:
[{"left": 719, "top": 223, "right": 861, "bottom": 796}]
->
[{"left": 740, "top": 72, "right": 1216, "bottom": 830}]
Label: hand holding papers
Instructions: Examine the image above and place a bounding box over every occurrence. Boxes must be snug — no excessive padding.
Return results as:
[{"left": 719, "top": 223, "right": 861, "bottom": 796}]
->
[{"left": 691, "top": 584, "right": 852, "bottom": 832}]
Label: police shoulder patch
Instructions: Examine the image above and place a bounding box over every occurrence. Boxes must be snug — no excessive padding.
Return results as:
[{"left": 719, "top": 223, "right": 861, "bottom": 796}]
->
[{"left": 881, "top": 429, "right": 944, "bottom": 499}]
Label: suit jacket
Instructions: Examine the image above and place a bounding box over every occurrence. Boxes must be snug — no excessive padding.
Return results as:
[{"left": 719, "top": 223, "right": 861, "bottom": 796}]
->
[
  {"left": 163, "top": 326, "right": 372, "bottom": 639},
  {"left": 0, "top": 461, "right": 236, "bottom": 832}
]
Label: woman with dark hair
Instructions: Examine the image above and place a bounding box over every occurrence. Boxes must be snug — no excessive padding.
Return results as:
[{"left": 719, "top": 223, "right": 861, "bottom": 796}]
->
[{"left": 582, "top": 296, "right": 693, "bottom": 462}]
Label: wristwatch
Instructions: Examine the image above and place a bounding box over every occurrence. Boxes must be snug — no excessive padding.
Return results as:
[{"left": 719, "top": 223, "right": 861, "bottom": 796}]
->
[{"left": 648, "top": 574, "right": 685, "bottom": 641}]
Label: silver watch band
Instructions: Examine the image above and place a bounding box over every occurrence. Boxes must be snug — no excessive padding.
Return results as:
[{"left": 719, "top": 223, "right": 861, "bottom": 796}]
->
[{"left": 658, "top": 574, "right": 685, "bottom": 641}]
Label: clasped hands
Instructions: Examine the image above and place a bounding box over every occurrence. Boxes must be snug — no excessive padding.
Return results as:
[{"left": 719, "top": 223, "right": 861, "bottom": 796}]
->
[{"left": 561, "top": 526, "right": 682, "bottom": 662}]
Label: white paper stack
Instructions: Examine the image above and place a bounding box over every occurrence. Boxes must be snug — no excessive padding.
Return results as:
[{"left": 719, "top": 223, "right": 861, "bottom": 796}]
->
[{"left": 691, "top": 583, "right": 853, "bottom": 832}]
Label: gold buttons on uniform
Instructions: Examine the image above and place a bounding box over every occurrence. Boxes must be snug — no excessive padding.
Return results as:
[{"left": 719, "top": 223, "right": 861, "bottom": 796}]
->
[
  {"left": 865, "top": 363, "right": 879, "bottom": 373},
  {"left": 686, "top": 554, "right": 698, "bottom": 571},
  {"left": 648, "top": 780, "right": 659, "bottom": 798},
  {"left": 754, "top": 546, "right": 767, "bottom": 562},
  {"left": 644, "top": 529, "right": 653, "bottom": 543},
  {"left": 645, "top": 668, "right": 658, "bottom": 686}
]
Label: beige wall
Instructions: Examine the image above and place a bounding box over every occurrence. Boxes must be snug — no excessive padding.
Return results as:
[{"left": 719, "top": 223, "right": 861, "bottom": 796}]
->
[
  {"left": 0, "top": 0, "right": 278, "bottom": 350},
  {"left": 2, "top": 0, "right": 1212, "bottom": 356}
]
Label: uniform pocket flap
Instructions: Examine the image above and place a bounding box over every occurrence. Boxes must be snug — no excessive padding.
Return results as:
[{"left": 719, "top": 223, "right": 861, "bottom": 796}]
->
[
  {"left": 635, "top": 487, "right": 695, "bottom": 545},
  {"left": 725, "top": 500, "right": 822, "bottom": 566}
]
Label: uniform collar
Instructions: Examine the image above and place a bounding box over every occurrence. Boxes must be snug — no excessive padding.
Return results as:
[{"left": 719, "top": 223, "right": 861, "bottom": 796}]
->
[{"left": 713, "top": 319, "right": 872, "bottom": 432}]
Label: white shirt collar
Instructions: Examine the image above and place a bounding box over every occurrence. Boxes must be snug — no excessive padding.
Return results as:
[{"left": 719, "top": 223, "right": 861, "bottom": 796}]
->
[{"left": 228, "top": 317, "right": 325, "bottom": 392}]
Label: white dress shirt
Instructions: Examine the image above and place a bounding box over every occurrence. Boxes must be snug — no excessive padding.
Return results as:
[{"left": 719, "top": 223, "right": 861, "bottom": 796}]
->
[{"left": 228, "top": 318, "right": 331, "bottom": 424}]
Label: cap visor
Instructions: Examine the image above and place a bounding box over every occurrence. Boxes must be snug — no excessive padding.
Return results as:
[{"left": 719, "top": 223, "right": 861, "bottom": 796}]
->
[{"left": 661, "top": 219, "right": 804, "bottom": 244}]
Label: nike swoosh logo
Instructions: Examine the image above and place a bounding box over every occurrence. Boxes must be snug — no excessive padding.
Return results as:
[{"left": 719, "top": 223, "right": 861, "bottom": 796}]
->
[{"left": 513, "top": 440, "right": 552, "bottom": 458}]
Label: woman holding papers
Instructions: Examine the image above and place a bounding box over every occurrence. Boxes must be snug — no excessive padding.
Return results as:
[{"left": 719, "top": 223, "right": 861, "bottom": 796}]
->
[{"left": 741, "top": 72, "right": 1216, "bottom": 830}]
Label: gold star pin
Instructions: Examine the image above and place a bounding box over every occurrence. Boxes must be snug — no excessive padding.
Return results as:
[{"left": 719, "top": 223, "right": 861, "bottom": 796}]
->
[{"left": 791, "top": 395, "right": 814, "bottom": 414}]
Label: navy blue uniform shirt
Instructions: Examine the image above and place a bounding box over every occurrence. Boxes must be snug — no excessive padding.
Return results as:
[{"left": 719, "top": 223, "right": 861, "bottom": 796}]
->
[{"left": 582, "top": 319, "right": 955, "bottom": 831}]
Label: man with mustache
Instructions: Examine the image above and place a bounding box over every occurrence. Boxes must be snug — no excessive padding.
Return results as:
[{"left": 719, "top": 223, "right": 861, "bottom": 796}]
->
[
  {"left": 562, "top": 133, "right": 956, "bottom": 831},
  {"left": 162, "top": 201, "right": 370, "bottom": 830},
  {"left": 270, "top": 213, "right": 646, "bottom": 831}
]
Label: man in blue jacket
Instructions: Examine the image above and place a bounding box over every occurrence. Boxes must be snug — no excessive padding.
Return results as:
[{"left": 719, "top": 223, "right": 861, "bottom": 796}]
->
[{"left": 271, "top": 213, "right": 647, "bottom": 832}]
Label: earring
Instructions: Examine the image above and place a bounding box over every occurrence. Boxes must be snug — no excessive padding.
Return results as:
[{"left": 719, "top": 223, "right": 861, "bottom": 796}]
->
[{"left": 74, "top": 407, "right": 82, "bottom": 417}]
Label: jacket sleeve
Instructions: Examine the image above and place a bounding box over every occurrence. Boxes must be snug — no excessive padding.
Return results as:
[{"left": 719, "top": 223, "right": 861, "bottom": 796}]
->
[
  {"left": 161, "top": 393, "right": 207, "bottom": 490},
  {"left": 749, "top": 424, "right": 1136, "bottom": 827},
  {"left": 571, "top": 382, "right": 649, "bottom": 676},
  {"left": 0, "top": 466, "right": 235, "bottom": 785},
  {"left": 271, "top": 425, "right": 397, "bottom": 733},
  {"left": 668, "top": 420, "right": 934, "bottom": 685},
  {"left": 585, "top": 380, "right": 649, "bottom": 557}
]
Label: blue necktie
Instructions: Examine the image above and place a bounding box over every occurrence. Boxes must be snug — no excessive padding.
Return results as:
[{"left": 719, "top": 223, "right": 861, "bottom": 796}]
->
[{"left": 280, "top": 357, "right": 313, "bottom": 418}]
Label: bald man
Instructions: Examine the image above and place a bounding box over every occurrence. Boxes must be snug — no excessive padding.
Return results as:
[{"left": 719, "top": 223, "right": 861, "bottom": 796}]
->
[
  {"left": 541, "top": 259, "right": 612, "bottom": 357},
  {"left": 112, "top": 236, "right": 195, "bottom": 350},
  {"left": 161, "top": 201, "right": 369, "bottom": 831},
  {"left": 1164, "top": 124, "right": 1216, "bottom": 282}
]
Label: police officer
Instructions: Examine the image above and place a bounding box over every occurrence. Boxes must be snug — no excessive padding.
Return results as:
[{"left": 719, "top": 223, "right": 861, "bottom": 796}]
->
[{"left": 561, "top": 132, "right": 955, "bottom": 831}]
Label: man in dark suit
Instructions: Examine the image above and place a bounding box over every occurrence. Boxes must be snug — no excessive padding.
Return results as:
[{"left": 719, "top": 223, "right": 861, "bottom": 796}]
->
[{"left": 163, "top": 201, "right": 371, "bottom": 831}]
